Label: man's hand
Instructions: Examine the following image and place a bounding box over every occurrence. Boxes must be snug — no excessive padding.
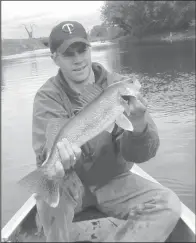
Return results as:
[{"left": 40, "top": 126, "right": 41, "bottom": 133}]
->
[
  {"left": 57, "top": 138, "right": 82, "bottom": 171},
  {"left": 128, "top": 94, "right": 148, "bottom": 135}
]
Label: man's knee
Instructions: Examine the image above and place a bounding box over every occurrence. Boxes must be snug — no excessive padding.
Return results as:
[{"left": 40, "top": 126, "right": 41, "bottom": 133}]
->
[{"left": 158, "top": 187, "right": 181, "bottom": 219}]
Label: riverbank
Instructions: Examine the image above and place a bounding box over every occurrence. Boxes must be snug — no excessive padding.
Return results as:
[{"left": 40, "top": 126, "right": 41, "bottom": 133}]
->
[
  {"left": 1, "top": 38, "right": 47, "bottom": 57},
  {"left": 2, "top": 28, "right": 195, "bottom": 57},
  {"left": 112, "top": 28, "right": 195, "bottom": 44}
]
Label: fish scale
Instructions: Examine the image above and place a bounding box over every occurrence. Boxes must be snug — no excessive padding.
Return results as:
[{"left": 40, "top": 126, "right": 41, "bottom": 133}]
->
[
  {"left": 76, "top": 83, "right": 104, "bottom": 112},
  {"left": 18, "top": 78, "right": 141, "bottom": 208},
  {"left": 65, "top": 93, "right": 121, "bottom": 146}
]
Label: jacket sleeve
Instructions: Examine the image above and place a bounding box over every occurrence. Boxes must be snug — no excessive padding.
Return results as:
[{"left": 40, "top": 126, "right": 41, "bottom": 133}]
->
[
  {"left": 119, "top": 111, "right": 160, "bottom": 163},
  {"left": 32, "top": 87, "right": 70, "bottom": 167}
]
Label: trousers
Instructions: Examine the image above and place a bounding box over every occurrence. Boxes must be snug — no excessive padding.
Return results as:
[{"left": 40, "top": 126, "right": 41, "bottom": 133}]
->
[{"left": 36, "top": 171, "right": 181, "bottom": 242}]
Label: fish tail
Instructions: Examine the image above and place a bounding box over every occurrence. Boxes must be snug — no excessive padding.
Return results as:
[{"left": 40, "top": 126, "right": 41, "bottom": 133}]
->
[{"left": 18, "top": 169, "right": 60, "bottom": 208}]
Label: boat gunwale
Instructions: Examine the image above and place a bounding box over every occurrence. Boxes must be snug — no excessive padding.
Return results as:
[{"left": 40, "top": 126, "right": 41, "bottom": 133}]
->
[{"left": 1, "top": 164, "right": 195, "bottom": 241}]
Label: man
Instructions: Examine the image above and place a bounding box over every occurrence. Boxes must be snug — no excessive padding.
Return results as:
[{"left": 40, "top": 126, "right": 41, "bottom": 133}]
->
[{"left": 33, "top": 21, "right": 181, "bottom": 242}]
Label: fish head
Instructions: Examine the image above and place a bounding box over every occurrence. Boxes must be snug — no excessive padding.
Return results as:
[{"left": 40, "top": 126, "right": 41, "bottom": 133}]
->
[
  {"left": 102, "top": 78, "right": 141, "bottom": 133},
  {"left": 118, "top": 78, "right": 141, "bottom": 105}
]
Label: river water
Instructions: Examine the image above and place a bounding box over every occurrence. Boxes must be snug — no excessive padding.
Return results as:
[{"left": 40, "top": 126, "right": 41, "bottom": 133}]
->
[{"left": 1, "top": 39, "right": 195, "bottom": 227}]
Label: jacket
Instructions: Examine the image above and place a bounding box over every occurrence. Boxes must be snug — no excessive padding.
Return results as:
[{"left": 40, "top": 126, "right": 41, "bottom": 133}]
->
[{"left": 32, "top": 62, "right": 160, "bottom": 187}]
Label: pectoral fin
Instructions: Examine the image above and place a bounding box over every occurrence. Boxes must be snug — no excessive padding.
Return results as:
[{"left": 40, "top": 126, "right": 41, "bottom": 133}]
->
[{"left": 115, "top": 114, "right": 133, "bottom": 131}]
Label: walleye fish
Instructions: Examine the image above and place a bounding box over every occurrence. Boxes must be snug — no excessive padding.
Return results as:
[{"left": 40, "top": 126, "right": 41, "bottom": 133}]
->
[{"left": 18, "top": 78, "right": 141, "bottom": 208}]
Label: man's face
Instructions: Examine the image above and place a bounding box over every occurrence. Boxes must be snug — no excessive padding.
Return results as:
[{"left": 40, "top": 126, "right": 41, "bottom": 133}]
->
[{"left": 54, "top": 42, "right": 92, "bottom": 83}]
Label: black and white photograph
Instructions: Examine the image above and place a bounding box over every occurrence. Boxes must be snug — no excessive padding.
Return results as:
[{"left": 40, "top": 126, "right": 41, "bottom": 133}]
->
[{"left": 1, "top": 1, "right": 195, "bottom": 242}]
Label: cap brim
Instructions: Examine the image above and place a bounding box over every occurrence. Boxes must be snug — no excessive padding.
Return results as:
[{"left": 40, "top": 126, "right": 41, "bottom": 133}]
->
[{"left": 57, "top": 37, "right": 91, "bottom": 54}]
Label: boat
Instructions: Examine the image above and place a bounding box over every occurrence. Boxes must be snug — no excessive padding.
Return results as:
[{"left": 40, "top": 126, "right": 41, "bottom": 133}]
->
[{"left": 1, "top": 164, "right": 195, "bottom": 242}]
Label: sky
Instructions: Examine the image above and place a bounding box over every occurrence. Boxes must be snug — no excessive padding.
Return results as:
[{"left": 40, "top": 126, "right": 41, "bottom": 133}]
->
[{"left": 1, "top": 1, "right": 104, "bottom": 39}]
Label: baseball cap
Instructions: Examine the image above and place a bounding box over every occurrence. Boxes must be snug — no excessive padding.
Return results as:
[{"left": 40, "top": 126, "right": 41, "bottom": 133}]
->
[{"left": 49, "top": 21, "right": 90, "bottom": 54}]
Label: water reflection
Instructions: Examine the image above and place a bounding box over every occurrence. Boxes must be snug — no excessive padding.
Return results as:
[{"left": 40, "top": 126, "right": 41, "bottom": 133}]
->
[
  {"left": 1, "top": 66, "right": 6, "bottom": 91},
  {"left": 110, "top": 40, "right": 195, "bottom": 121},
  {"left": 116, "top": 40, "right": 195, "bottom": 74},
  {"left": 31, "top": 57, "right": 38, "bottom": 76}
]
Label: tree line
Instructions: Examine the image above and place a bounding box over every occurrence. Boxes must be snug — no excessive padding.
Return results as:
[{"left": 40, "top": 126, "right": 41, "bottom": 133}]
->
[{"left": 90, "top": 1, "right": 195, "bottom": 40}]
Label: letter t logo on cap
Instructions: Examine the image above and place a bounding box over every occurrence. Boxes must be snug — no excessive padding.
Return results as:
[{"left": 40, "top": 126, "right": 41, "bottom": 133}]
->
[{"left": 62, "top": 23, "right": 74, "bottom": 34}]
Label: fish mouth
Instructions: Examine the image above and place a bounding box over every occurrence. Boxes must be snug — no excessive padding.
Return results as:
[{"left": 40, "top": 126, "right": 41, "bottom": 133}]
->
[
  {"left": 121, "top": 95, "right": 131, "bottom": 102},
  {"left": 121, "top": 94, "right": 137, "bottom": 105}
]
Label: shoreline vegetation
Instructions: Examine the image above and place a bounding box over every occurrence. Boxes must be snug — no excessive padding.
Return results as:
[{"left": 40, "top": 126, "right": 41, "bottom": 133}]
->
[
  {"left": 2, "top": 1, "right": 195, "bottom": 57},
  {"left": 111, "top": 27, "right": 195, "bottom": 46},
  {"left": 1, "top": 38, "right": 47, "bottom": 57},
  {"left": 2, "top": 27, "right": 195, "bottom": 57}
]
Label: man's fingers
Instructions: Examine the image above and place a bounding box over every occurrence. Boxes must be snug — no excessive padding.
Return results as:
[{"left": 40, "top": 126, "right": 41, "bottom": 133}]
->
[
  {"left": 62, "top": 138, "right": 76, "bottom": 167},
  {"left": 72, "top": 144, "right": 82, "bottom": 161},
  {"left": 55, "top": 160, "right": 65, "bottom": 178},
  {"left": 57, "top": 141, "right": 70, "bottom": 170},
  {"left": 57, "top": 138, "right": 82, "bottom": 171}
]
